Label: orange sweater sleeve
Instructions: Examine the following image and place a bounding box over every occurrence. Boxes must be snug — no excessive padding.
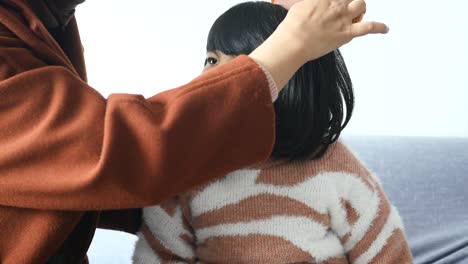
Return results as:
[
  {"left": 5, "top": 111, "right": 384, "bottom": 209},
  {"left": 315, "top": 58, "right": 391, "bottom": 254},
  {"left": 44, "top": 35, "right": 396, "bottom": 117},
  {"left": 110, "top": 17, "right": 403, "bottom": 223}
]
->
[{"left": 0, "top": 3, "right": 275, "bottom": 211}]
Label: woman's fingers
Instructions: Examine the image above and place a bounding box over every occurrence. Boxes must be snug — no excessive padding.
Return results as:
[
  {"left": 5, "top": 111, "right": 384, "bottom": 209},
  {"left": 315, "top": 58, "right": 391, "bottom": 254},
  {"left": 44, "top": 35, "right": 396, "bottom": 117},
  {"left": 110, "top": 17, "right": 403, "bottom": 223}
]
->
[
  {"left": 352, "top": 13, "right": 365, "bottom": 23},
  {"left": 273, "top": 0, "right": 303, "bottom": 9},
  {"left": 263, "top": 0, "right": 389, "bottom": 64},
  {"left": 348, "top": 0, "right": 366, "bottom": 21},
  {"left": 340, "top": 0, "right": 355, "bottom": 5},
  {"left": 350, "top": 21, "right": 389, "bottom": 37}
]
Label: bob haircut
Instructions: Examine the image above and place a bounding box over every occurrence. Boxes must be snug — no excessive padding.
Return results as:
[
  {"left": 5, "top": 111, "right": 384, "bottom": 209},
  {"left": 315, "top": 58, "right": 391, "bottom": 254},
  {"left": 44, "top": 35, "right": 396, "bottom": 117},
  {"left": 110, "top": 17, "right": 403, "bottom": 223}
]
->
[{"left": 207, "top": 1, "right": 354, "bottom": 161}]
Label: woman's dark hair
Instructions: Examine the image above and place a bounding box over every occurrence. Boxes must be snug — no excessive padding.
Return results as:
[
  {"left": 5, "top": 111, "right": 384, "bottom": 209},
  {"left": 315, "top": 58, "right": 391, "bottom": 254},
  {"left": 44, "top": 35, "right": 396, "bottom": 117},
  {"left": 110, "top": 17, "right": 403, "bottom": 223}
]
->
[{"left": 207, "top": 1, "right": 354, "bottom": 161}]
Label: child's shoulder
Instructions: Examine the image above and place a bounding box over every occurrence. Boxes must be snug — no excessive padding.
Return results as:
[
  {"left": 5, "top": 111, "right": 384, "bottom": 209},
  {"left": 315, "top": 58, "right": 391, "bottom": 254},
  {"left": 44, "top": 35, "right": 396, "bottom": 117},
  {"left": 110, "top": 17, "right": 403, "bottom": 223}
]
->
[
  {"left": 251, "top": 141, "right": 377, "bottom": 187},
  {"left": 183, "top": 141, "right": 380, "bottom": 208}
]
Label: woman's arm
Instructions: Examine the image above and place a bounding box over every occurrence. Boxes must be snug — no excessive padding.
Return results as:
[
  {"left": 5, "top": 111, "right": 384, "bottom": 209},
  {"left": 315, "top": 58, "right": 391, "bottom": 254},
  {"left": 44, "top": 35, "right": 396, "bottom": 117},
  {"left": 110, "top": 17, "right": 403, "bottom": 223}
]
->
[
  {"left": 0, "top": 55, "right": 275, "bottom": 211},
  {"left": 0, "top": 1, "right": 276, "bottom": 210},
  {"left": 0, "top": 0, "right": 388, "bottom": 211}
]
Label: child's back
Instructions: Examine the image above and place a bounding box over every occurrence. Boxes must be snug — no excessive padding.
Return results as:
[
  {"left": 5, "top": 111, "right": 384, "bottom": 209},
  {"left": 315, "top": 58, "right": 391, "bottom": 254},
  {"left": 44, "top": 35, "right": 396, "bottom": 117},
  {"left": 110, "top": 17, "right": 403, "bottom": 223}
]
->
[{"left": 133, "top": 141, "right": 412, "bottom": 263}]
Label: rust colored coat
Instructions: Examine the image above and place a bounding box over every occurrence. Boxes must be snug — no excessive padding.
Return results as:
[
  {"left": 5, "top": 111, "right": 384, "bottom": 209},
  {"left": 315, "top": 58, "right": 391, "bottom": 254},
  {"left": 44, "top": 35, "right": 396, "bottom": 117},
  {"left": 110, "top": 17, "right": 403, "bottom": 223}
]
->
[{"left": 0, "top": 1, "right": 275, "bottom": 263}]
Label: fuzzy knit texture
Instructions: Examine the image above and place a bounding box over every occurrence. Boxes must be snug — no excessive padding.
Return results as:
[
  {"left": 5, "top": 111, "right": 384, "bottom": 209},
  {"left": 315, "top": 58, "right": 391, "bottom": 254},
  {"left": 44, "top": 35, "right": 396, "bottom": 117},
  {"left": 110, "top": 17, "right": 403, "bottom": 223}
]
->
[
  {"left": 0, "top": 0, "right": 278, "bottom": 263},
  {"left": 134, "top": 141, "right": 413, "bottom": 264}
]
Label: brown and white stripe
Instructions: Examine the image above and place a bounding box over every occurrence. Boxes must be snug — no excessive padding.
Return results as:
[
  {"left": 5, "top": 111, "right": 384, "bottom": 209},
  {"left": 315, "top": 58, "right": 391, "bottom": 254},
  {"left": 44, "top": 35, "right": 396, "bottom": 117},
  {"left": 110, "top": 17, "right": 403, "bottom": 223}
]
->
[{"left": 133, "top": 142, "right": 413, "bottom": 263}]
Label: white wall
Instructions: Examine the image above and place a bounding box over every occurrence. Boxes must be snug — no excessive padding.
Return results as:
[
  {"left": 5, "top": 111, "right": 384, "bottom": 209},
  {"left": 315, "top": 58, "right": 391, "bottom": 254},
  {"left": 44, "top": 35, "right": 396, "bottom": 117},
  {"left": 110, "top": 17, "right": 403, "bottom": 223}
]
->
[
  {"left": 76, "top": 0, "right": 468, "bottom": 138},
  {"left": 339, "top": 0, "right": 468, "bottom": 138}
]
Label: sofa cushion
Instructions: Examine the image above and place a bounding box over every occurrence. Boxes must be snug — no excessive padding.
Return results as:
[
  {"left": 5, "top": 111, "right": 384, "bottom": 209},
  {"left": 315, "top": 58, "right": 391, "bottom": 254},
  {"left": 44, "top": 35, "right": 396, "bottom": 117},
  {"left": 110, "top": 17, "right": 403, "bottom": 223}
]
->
[{"left": 344, "top": 135, "right": 468, "bottom": 264}]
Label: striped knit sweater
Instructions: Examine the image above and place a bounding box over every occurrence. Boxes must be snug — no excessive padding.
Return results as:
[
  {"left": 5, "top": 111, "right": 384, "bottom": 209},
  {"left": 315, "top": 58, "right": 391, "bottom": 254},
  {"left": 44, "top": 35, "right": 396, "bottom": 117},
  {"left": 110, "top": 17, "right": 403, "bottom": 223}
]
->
[{"left": 132, "top": 142, "right": 413, "bottom": 263}]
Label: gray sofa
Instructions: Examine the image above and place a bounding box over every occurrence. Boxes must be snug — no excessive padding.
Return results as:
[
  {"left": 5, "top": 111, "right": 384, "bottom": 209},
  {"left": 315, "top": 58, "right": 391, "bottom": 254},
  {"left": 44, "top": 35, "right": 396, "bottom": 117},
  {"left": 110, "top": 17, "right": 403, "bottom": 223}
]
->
[{"left": 88, "top": 135, "right": 468, "bottom": 263}]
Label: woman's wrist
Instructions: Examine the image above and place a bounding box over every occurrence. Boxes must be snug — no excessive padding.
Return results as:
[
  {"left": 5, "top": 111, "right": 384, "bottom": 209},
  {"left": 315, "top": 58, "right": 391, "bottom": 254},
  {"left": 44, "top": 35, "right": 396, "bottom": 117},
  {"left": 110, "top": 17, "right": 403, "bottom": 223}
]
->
[{"left": 249, "top": 25, "right": 305, "bottom": 92}]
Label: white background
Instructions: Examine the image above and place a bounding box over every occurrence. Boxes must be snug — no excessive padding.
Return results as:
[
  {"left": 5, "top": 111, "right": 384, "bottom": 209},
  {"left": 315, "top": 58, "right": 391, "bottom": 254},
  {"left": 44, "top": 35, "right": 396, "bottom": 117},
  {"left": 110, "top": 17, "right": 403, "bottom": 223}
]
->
[
  {"left": 77, "top": 1, "right": 468, "bottom": 261},
  {"left": 76, "top": 0, "right": 468, "bottom": 138}
]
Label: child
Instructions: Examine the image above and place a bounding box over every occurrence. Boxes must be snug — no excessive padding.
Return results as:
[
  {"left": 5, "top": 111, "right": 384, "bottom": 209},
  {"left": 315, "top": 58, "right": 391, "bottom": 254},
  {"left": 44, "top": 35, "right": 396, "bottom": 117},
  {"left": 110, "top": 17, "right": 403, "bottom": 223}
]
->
[{"left": 133, "top": 2, "right": 412, "bottom": 263}]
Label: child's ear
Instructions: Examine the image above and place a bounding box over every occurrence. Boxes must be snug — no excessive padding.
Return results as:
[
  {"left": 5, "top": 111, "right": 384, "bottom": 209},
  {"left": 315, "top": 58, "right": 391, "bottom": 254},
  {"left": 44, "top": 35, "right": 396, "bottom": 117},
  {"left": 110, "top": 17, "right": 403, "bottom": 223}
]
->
[{"left": 272, "top": 0, "right": 301, "bottom": 9}]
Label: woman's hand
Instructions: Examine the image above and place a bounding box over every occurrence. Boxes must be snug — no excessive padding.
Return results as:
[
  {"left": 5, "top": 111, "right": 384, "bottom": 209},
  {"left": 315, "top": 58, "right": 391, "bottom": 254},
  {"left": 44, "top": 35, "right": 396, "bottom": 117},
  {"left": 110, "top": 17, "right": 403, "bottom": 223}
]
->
[
  {"left": 250, "top": 0, "right": 388, "bottom": 91},
  {"left": 281, "top": 0, "right": 387, "bottom": 61},
  {"left": 273, "top": 0, "right": 301, "bottom": 9},
  {"left": 275, "top": 0, "right": 365, "bottom": 22}
]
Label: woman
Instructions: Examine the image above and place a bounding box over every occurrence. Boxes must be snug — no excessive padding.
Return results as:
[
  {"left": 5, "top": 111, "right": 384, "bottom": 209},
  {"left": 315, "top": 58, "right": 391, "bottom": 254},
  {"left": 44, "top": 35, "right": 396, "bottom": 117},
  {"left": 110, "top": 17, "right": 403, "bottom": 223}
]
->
[{"left": 132, "top": 2, "right": 409, "bottom": 263}]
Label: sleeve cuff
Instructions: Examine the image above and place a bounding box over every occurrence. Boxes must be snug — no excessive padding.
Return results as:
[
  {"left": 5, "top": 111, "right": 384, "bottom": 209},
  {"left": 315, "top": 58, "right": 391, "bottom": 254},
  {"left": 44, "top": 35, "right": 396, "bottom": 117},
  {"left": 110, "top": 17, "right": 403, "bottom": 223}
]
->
[{"left": 253, "top": 61, "right": 279, "bottom": 102}]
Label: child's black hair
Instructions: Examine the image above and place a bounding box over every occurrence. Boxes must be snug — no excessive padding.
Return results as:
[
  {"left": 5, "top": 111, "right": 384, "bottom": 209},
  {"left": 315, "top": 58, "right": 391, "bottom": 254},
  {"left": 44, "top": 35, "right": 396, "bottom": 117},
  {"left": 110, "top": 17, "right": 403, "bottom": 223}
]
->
[{"left": 207, "top": 1, "right": 354, "bottom": 161}]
